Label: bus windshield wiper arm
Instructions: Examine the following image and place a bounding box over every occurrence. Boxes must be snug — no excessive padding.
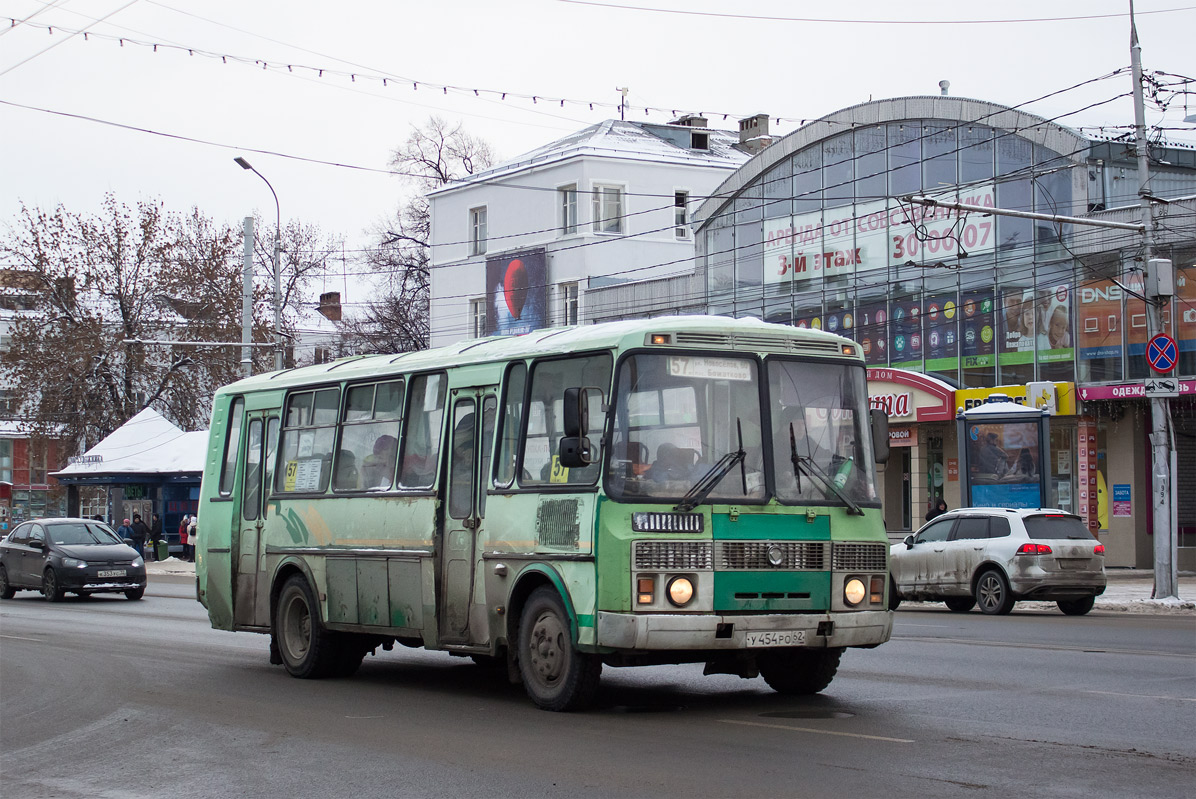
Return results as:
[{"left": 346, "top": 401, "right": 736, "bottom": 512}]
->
[
  {"left": 675, "top": 419, "right": 747, "bottom": 513},
  {"left": 792, "top": 452, "right": 864, "bottom": 516}
]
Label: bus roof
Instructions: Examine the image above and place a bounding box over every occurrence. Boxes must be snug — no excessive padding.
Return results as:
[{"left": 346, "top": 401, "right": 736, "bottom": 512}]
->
[{"left": 219, "top": 315, "right": 858, "bottom": 396}]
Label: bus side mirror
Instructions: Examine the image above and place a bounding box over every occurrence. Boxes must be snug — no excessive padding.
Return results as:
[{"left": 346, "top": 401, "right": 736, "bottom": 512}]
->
[
  {"left": 871, "top": 408, "right": 890, "bottom": 465},
  {"left": 563, "top": 387, "right": 589, "bottom": 438},
  {"left": 561, "top": 387, "right": 600, "bottom": 468}
]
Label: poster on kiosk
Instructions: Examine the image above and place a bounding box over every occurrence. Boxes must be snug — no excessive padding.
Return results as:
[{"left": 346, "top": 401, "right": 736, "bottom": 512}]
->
[{"left": 958, "top": 396, "right": 1050, "bottom": 509}]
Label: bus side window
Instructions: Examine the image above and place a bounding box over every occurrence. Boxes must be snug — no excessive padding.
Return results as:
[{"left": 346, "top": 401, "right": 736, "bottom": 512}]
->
[
  {"left": 495, "top": 363, "right": 526, "bottom": 488},
  {"left": 276, "top": 388, "right": 340, "bottom": 494},
  {"left": 335, "top": 380, "right": 404, "bottom": 492},
  {"left": 219, "top": 397, "right": 244, "bottom": 496},
  {"left": 521, "top": 354, "right": 611, "bottom": 486},
  {"left": 398, "top": 373, "right": 446, "bottom": 489}
]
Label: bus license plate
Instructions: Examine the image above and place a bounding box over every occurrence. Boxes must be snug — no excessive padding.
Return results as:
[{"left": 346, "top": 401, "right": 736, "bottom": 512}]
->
[
  {"left": 745, "top": 630, "right": 805, "bottom": 647},
  {"left": 97, "top": 569, "right": 126, "bottom": 578}
]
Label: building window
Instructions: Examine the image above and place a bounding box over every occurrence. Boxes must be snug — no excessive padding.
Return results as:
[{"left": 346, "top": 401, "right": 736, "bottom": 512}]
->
[
  {"left": 29, "top": 442, "right": 47, "bottom": 485},
  {"left": 0, "top": 389, "right": 16, "bottom": 417},
  {"left": 674, "top": 191, "right": 690, "bottom": 239},
  {"left": 560, "top": 282, "right": 579, "bottom": 326},
  {"left": 560, "top": 185, "right": 578, "bottom": 235},
  {"left": 592, "top": 184, "right": 624, "bottom": 234},
  {"left": 0, "top": 439, "right": 11, "bottom": 483},
  {"left": 470, "top": 207, "right": 487, "bottom": 255},
  {"left": 470, "top": 298, "right": 487, "bottom": 338},
  {"left": 313, "top": 347, "right": 332, "bottom": 365}
]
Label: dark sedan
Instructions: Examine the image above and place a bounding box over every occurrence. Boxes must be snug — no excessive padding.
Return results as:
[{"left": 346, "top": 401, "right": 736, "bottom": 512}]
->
[{"left": 0, "top": 518, "right": 147, "bottom": 601}]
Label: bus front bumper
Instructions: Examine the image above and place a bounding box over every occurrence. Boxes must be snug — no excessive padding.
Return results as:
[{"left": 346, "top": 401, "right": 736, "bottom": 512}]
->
[{"left": 595, "top": 610, "right": 892, "bottom": 651}]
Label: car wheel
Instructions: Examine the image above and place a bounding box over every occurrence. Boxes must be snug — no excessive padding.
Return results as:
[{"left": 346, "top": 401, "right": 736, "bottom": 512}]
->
[
  {"left": 125, "top": 585, "right": 146, "bottom": 601},
  {"left": 975, "top": 569, "right": 1013, "bottom": 615},
  {"left": 42, "top": 568, "right": 65, "bottom": 602},
  {"left": 1057, "top": 596, "right": 1095, "bottom": 616},
  {"left": 518, "top": 586, "right": 602, "bottom": 711},
  {"left": 0, "top": 565, "right": 15, "bottom": 599},
  {"left": 273, "top": 574, "right": 342, "bottom": 679},
  {"left": 759, "top": 647, "right": 843, "bottom": 695},
  {"left": 944, "top": 596, "right": 976, "bottom": 613},
  {"left": 887, "top": 576, "right": 901, "bottom": 610}
]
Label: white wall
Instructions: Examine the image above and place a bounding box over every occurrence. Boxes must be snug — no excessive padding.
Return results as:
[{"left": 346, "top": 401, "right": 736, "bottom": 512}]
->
[{"left": 428, "top": 154, "right": 741, "bottom": 347}]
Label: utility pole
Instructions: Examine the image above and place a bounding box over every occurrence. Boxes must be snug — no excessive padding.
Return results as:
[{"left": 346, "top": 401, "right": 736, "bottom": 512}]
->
[
  {"left": 616, "top": 86, "right": 628, "bottom": 121},
  {"left": 241, "top": 217, "right": 254, "bottom": 379},
  {"left": 1130, "top": 1, "right": 1177, "bottom": 599}
]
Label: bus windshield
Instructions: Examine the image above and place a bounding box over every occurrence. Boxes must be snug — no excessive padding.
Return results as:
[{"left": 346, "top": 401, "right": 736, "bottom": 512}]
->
[
  {"left": 768, "top": 359, "right": 877, "bottom": 506},
  {"left": 607, "top": 353, "right": 766, "bottom": 504},
  {"left": 606, "top": 353, "right": 878, "bottom": 508}
]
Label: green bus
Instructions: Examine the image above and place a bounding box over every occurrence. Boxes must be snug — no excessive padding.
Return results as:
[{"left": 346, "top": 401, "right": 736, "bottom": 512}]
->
[{"left": 197, "top": 315, "right": 892, "bottom": 710}]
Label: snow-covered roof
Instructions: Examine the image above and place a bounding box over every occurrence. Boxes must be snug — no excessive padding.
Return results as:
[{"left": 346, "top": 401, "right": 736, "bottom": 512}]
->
[
  {"left": 53, "top": 407, "right": 208, "bottom": 478},
  {"left": 430, "top": 119, "right": 751, "bottom": 196}
]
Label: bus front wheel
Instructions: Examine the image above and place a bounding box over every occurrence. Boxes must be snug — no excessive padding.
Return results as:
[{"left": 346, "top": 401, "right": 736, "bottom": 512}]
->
[
  {"left": 759, "top": 647, "right": 843, "bottom": 695},
  {"left": 274, "top": 574, "right": 344, "bottom": 679},
  {"left": 517, "top": 587, "right": 602, "bottom": 711}
]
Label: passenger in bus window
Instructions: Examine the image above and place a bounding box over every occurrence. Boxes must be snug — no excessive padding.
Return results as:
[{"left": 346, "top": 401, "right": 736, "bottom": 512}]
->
[
  {"left": 362, "top": 435, "right": 398, "bottom": 489},
  {"left": 333, "top": 450, "right": 360, "bottom": 491}
]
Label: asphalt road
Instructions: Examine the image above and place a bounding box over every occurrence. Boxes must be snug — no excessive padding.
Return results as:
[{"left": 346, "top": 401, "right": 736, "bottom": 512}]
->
[{"left": 1, "top": 576, "right": 1193, "bottom": 799}]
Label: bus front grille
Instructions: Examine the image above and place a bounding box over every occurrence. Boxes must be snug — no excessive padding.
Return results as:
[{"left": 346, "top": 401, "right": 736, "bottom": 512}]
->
[
  {"left": 715, "top": 541, "right": 828, "bottom": 571},
  {"left": 832, "top": 542, "right": 888, "bottom": 571},
  {"left": 634, "top": 541, "right": 713, "bottom": 571}
]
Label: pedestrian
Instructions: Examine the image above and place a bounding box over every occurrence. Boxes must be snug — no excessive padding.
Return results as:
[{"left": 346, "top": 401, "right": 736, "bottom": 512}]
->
[
  {"left": 178, "top": 514, "right": 189, "bottom": 562},
  {"left": 925, "top": 497, "right": 948, "bottom": 521},
  {"left": 117, "top": 518, "right": 135, "bottom": 549},
  {"left": 130, "top": 514, "right": 150, "bottom": 559},
  {"left": 150, "top": 512, "right": 164, "bottom": 561},
  {"left": 187, "top": 514, "right": 198, "bottom": 562}
]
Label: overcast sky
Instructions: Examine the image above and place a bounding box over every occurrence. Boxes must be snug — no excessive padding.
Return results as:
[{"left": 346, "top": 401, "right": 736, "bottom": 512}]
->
[{"left": 2, "top": 0, "right": 1193, "bottom": 301}]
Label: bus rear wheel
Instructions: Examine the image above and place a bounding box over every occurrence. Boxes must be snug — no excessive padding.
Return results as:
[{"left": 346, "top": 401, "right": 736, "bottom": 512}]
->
[
  {"left": 759, "top": 647, "right": 843, "bottom": 695},
  {"left": 518, "top": 587, "right": 601, "bottom": 711},
  {"left": 274, "top": 574, "right": 343, "bottom": 679}
]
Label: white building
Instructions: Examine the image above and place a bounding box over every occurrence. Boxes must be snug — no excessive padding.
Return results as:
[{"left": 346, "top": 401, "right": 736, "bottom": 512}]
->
[{"left": 427, "top": 116, "right": 765, "bottom": 347}]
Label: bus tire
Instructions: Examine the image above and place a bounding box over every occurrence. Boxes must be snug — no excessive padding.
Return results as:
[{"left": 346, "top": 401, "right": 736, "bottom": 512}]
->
[
  {"left": 274, "top": 574, "right": 340, "bottom": 679},
  {"left": 759, "top": 647, "right": 843, "bottom": 695},
  {"left": 517, "top": 586, "right": 601, "bottom": 711}
]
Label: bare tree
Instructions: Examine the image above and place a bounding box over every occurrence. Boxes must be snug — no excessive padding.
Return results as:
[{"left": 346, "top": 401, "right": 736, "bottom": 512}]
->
[
  {"left": 0, "top": 195, "right": 336, "bottom": 451},
  {"left": 344, "top": 117, "right": 495, "bottom": 354}
]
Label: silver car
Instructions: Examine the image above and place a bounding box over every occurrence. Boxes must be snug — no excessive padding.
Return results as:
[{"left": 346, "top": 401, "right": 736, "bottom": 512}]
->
[{"left": 889, "top": 508, "right": 1106, "bottom": 615}]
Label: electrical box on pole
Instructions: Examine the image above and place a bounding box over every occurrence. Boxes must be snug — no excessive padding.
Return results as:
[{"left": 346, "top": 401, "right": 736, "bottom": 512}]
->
[{"left": 1145, "top": 258, "right": 1174, "bottom": 299}]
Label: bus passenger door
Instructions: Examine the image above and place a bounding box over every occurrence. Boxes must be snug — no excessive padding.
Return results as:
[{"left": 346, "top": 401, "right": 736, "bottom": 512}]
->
[
  {"left": 233, "top": 413, "right": 276, "bottom": 629},
  {"left": 439, "top": 391, "right": 496, "bottom": 645}
]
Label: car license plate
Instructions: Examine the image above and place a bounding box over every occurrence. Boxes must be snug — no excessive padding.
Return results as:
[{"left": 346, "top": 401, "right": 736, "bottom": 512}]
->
[
  {"left": 744, "top": 630, "right": 806, "bottom": 647},
  {"left": 97, "top": 569, "right": 126, "bottom": 578}
]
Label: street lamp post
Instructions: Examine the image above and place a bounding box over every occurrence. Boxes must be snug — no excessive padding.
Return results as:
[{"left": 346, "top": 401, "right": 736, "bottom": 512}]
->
[{"left": 234, "top": 156, "right": 284, "bottom": 372}]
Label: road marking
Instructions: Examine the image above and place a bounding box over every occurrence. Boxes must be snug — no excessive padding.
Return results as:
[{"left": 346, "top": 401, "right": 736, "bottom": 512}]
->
[
  {"left": 1082, "top": 690, "right": 1196, "bottom": 702},
  {"left": 0, "top": 634, "right": 43, "bottom": 642},
  {"left": 896, "top": 635, "right": 1195, "bottom": 659},
  {"left": 720, "top": 719, "right": 914, "bottom": 743}
]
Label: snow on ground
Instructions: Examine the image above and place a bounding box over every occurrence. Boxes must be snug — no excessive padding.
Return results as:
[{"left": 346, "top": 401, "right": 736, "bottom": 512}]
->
[{"left": 150, "top": 559, "right": 1195, "bottom": 615}]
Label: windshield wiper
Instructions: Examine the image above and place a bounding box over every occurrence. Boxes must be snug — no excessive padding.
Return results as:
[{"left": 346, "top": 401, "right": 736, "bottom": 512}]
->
[
  {"left": 675, "top": 419, "right": 747, "bottom": 513},
  {"left": 789, "top": 422, "right": 863, "bottom": 516}
]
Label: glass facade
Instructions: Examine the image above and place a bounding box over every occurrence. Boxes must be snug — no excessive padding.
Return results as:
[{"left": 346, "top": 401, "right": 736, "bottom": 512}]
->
[{"left": 703, "top": 119, "right": 1195, "bottom": 387}]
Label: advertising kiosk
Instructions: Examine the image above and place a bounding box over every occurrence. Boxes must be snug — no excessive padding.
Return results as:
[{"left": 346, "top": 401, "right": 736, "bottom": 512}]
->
[{"left": 958, "top": 395, "right": 1051, "bottom": 509}]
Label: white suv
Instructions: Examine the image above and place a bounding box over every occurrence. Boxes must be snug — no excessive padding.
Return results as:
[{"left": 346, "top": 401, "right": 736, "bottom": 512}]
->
[{"left": 889, "top": 508, "right": 1106, "bottom": 615}]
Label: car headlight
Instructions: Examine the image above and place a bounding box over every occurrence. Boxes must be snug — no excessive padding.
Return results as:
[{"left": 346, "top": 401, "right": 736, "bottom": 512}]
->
[
  {"left": 62, "top": 558, "right": 87, "bottom": 569},
  {"left": 666, "top": 576, "right": 695, "bottom": 607},
  {"left": 844, "top": 577, "right": 867, "bottom": 606},
  {"left": 131, "top": 557, "right": 144, "bottom": 567}
]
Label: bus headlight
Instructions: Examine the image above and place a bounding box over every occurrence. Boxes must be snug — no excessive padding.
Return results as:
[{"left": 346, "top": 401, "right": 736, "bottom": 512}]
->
[
  {"left": 844, "top": 577, "right": 867, "bottom": 606},
  {"left": 666, "top": 576, "right": 695, "bottom": 607}
]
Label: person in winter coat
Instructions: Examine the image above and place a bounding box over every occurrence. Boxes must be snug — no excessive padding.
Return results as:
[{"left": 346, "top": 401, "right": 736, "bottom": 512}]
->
[
  {"left": 925, "top": 497, "right": 949, "bottom": 522},
  {"left": 130, "top": 514, "right": 150, "bottom": 559},
  {"left": 149, "top": 513, "right": 164, "bottom": 561},
  {"left": 116, "top": 518, "right": 134, "bottom": 547},
  {"left": 186, "top": 514, "right": 198, "bottom": 562},
  {"left": 178, "top": 519, "right": 190, "bottom": 562}
]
